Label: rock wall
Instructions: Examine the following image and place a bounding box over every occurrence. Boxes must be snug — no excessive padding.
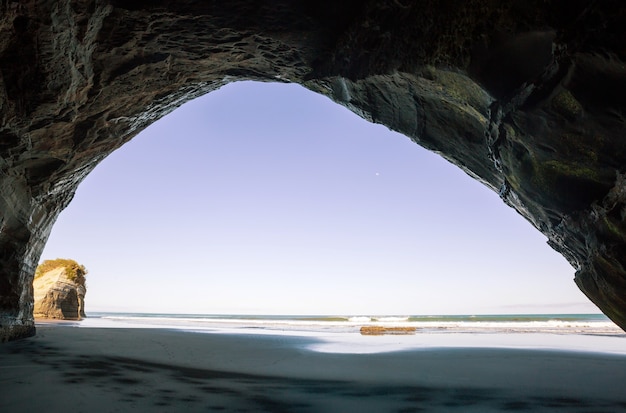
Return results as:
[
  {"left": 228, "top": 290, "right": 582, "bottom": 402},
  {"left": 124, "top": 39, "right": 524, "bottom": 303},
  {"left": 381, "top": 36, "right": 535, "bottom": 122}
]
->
[
  {"left": 33, "top": 267, "right": 86, "bottom": 320},
  {"left": 1, "top": 1, "right": 625, "bottom": 340}
]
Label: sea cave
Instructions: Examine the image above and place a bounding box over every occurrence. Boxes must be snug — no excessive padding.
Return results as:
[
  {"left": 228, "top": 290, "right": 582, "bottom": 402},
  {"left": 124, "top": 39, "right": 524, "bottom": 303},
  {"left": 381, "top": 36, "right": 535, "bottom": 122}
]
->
[{"left": 1, "top": 1, "right": 626, "bottom": 341}]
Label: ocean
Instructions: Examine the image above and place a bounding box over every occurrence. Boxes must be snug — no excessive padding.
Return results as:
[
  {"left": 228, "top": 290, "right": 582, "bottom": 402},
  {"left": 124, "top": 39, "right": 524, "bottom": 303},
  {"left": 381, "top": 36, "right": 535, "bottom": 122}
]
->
[
  {"left": 40, "top": 312, "right": 626, "bottom": 354},
  {"left": 75, "top": 312, "right": 620, "bottom": 335}
]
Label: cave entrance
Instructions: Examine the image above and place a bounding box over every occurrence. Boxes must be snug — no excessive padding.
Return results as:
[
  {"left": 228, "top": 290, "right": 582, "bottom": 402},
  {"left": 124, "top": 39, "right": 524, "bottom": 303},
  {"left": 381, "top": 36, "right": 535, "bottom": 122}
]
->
[{"left": 40, "top": 81, "right": 591, "bottom": 316}]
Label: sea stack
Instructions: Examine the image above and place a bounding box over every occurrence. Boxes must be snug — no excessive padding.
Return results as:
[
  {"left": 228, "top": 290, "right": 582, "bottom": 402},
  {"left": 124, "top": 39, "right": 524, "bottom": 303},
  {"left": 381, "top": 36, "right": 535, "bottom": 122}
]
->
[{"left": 33, "top": 260, "right": 87, "bottom": 320}]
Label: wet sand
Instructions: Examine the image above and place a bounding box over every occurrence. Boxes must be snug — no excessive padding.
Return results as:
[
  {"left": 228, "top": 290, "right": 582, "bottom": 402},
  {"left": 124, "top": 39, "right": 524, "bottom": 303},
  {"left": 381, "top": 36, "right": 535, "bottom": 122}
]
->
[{"left": 2, "top": 326, "right": 626, "bottom": 412}]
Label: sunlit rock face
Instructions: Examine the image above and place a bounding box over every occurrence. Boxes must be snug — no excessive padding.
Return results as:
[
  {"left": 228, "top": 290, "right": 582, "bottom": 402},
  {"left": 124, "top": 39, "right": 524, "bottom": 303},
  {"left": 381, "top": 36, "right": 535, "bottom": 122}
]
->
[
  {"left": 1, "top": 1, "right": 625, "bottom": 341},
  {"left": 33, "top": 267, "right": 86, "bottom": 320}
]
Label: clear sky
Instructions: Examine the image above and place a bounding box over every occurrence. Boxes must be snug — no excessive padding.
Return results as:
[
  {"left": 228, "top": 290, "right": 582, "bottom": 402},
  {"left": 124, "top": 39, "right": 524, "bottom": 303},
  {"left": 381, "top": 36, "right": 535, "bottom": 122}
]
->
[{"left": 40, "top": 81, "right": 599, "bottom": 315}]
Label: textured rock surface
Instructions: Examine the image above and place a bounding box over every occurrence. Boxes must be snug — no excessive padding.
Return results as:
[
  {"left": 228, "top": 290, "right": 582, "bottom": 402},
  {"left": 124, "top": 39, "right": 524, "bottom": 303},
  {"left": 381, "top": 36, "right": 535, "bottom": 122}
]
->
[
  {"left": 360, "top": 326, "right": 417, "bottom": 336},
  {"left": 1, "top": 1, "right": 625, "bottom": 340},
  {"left": 33, "top": 267, "right": 86, "bottom": 320}
]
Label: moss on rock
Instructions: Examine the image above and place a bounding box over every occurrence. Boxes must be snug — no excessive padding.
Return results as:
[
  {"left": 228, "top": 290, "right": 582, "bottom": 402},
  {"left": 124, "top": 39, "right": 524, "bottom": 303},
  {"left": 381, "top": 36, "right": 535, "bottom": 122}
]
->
[
  {"left": 551, "top": 90, "right": 584, "bottom": 120},
  {"left": 35, "top": 259, "right": 87, "bottom": 286}
]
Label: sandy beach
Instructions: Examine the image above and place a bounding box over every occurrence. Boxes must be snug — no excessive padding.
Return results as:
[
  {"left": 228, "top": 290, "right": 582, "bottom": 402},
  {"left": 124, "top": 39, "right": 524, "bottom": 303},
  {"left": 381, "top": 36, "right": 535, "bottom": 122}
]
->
[{"left": 2, "top": 326, "right": 626, "bottom": 412}]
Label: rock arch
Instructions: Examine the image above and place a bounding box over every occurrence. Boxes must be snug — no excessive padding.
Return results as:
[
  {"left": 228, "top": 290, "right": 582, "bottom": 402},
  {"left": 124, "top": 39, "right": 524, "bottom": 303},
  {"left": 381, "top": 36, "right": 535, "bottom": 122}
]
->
[{"left": 1, "top": 1, "right": 625, "bottom": 341}]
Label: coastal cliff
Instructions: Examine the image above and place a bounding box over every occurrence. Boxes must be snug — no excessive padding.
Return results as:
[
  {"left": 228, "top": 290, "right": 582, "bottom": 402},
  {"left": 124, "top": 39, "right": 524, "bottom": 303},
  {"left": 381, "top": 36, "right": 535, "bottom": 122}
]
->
[
  {"left": 33, "top": 260, "right": 87, "bottom": 320},
  {"left": 1, "top": 1, "right": 626, "bottom": 340}
]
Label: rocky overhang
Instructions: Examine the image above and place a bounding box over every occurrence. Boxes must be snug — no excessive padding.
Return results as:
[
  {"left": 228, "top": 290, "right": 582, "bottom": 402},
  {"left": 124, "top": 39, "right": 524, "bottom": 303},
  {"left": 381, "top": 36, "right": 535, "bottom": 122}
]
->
[{"left": 1, "top": 1, "right": 625, "bottom": 341}]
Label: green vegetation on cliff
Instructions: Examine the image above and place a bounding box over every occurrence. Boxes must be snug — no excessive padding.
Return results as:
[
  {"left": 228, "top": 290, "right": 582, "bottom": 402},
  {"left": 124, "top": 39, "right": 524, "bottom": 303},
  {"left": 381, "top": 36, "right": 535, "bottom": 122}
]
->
[{"left": 35, "top": 259, "right": 87, "bottom": 286}]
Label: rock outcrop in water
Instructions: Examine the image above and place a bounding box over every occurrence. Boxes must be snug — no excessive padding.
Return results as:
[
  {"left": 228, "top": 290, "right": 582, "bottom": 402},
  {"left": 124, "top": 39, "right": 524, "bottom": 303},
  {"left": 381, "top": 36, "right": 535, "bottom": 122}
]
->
[
  {"left": 1, "top": 1, "right": 626, "bottom": 341},
  {"left": 33, "top": 260, "right": 87, "bottom": 320},
  {"left": 360, "top": 326, "right": 417, "bottom": 336}
]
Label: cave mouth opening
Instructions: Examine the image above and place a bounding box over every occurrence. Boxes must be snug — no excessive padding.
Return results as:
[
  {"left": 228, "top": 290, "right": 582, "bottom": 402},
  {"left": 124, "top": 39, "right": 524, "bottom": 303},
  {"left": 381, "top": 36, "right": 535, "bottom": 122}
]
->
[{"left": 38, "top": 81, "right": 591, "bottom": 317}]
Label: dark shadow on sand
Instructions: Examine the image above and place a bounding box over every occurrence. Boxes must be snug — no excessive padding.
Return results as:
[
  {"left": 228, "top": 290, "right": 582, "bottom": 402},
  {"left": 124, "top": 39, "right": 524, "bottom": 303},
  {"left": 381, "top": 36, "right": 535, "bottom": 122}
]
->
[{"left": 4, "top": 336, "right": 626, "bottom": 412}]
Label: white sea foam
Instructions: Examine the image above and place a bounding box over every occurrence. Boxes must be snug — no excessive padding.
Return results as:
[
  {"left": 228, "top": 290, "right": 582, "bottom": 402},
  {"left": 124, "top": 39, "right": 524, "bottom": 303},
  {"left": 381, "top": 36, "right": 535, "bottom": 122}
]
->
[
  {"left": 373, "top": 316, "right": 410, "bottom": 322},
  {"left": 347, "top": 316, "right": 371, "bottom": 323},
  {"left": 405, "top": 320, "right": 620, "bottom": 334}
]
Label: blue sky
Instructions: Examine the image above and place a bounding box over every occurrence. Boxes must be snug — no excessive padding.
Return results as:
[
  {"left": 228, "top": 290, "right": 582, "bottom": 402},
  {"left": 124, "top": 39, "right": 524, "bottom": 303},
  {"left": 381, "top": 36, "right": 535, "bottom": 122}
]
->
[{"left": 40, "top": 81, "right": 599, "bottom": 315}]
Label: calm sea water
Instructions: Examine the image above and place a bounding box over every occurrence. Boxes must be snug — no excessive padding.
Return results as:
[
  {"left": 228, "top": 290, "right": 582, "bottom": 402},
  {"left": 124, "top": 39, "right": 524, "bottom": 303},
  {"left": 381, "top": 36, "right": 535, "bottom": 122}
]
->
[{"left": 78, "top": 312, "right": 621, "bottom": 335}]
